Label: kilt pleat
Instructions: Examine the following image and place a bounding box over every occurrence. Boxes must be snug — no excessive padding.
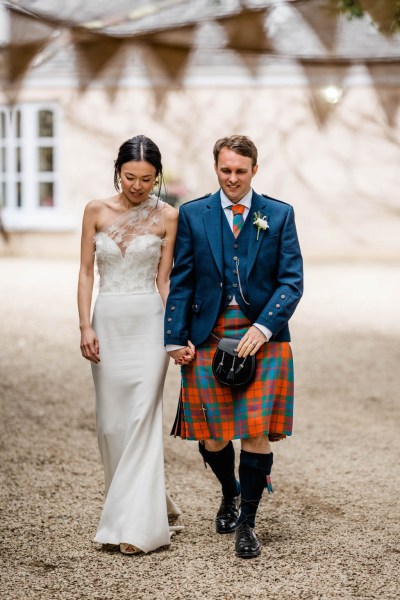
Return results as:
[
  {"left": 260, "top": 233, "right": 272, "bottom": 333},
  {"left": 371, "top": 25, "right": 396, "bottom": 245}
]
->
[{"left": 175, "top": 306, "right": 294, "bottom": 441}]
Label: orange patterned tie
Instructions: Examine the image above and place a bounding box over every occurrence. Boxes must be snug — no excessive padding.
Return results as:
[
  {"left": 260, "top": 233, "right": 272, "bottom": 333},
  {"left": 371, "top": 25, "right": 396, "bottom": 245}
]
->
[{"left": 230, "top": 204, "right": 245, "bottom": 237}]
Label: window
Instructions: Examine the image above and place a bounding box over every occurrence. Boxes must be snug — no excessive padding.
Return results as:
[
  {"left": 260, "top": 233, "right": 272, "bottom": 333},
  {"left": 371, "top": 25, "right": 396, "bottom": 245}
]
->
[{"left": 0, "top": 103, "right": 71, "bottom": 231}]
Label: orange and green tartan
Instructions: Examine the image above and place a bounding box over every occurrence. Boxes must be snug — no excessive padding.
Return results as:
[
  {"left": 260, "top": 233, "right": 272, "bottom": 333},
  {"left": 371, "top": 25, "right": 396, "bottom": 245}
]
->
[{"left": 176, "top": 306, "right": 294, "bottom": 441}]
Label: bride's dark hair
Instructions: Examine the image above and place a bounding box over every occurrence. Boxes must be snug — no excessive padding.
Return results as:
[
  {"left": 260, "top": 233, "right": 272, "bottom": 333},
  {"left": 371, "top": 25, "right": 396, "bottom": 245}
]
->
[{"left": 114, "top": 135, "right": 165, "bottom": 198}]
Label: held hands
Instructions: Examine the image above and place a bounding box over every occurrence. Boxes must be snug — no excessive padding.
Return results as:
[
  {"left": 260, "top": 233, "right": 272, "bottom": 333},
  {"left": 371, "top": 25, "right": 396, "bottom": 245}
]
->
[
  {"left": 80, "top": 327, "right": 100, "bottom": 363},
  {"left": 236, "top": 325, "right": 267, "bottom": 358},
  {"left": 168, "top": 341, "right": 196, "bottom": 365},
  {"left": 167, "top": 328, "right": 264, "bottom": 364}
]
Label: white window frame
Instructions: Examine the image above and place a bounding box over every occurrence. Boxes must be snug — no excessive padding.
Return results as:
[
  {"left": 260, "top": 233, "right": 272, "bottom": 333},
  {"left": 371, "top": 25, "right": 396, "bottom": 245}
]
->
[{"left": 0, "top": 102, "right": 74, "bottom": 231}]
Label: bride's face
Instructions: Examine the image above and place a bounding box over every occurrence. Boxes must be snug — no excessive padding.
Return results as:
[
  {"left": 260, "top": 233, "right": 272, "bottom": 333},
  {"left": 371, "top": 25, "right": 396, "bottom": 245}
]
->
[{"left": 119, "top": 160, "right": 157, "bottom": 204}]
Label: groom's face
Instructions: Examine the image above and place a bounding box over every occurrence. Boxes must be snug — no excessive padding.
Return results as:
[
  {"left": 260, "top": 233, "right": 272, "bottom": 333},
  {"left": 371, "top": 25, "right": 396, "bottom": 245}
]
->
[{"left": 214, "top": 147, "right": 258, "bottom": 203}]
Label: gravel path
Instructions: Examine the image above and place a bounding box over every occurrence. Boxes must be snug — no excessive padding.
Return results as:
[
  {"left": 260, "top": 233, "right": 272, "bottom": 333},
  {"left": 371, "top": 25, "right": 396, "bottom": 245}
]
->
[{"left": 1, "top": 258, "right": 399, "bottom": 600}]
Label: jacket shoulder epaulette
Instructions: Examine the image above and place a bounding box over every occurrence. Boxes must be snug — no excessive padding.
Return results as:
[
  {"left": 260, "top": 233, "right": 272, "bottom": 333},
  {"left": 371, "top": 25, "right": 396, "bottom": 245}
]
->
[
  {"left": 262, "top": 194, "right": 291, "bottom": 207},
  {"left": 182, "top": 193, "right": 211, "bottom": 206}
]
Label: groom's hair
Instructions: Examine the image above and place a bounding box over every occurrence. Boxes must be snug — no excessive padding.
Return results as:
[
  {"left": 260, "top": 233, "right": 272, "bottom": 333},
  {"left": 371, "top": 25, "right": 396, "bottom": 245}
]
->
[{"left": 213, "top": 135, "right": 258, "bottom": 167}]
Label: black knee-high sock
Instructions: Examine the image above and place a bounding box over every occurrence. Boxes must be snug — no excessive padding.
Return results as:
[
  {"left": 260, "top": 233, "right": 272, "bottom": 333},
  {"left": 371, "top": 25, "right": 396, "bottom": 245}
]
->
[
  {"left": 237, "top": 450, "right": 273, "bottom": 528},
  {"left": 198, "top": 441, "right": 240, "bottom": 500}
]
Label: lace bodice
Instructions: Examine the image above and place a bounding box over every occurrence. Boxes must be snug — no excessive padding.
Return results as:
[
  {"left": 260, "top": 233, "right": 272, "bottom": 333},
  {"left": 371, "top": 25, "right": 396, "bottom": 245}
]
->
[{"left": 95, "top": 196, "right": 165, "bottom": 294}]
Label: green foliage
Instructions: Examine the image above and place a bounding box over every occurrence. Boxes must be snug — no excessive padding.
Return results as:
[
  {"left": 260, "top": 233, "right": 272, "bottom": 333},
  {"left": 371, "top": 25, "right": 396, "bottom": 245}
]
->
[
  {"left": 395, "top": 3, "right": 400, "bottom": 33},
  {"left": 337, "top": 0, "right": 400, "bottom": 34},
  {"left": 338, "top": 0, "right": 364, "bottom": 20}
]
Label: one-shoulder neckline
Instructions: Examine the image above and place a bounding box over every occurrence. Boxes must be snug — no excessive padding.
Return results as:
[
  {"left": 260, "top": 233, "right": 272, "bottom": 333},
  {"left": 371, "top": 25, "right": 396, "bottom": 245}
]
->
[
  {"left": 96, "top": 195, "right": 163, "bottom": 235},
  {"left": 95, "top": 231, "right": 164, "bottom": 258}
]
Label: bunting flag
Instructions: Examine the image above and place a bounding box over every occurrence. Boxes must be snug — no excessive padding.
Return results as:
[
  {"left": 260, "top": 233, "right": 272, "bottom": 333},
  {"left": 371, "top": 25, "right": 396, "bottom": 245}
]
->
[
  {"left": 5, "top": 6, "right": 55, "bottom": 83},
  {"left": 359, "top": 0, "right": 399, "bottom": 35},
  {"left": 144, "top": 42, "right": 192, "bottom": 81},
  {"left": 8, "top": 5, "right": 55, "bottom": 45},
  {"left": 1, "top": 0, "right": 400, "bottom": 109},
  {"left": 72, "top": 30, "right": 127, "bottom": 90},
  {"left": 143, "top": 26, "right": 196, "bottom": 49},
  {"left": 3, "top": 40, "right": 49, "bottom": 84},
  {"left": 141, "top": 26, "right": 195, "bottom": 81},
  {"left": 217, "top": 7, "right": 273, "bottom": 54},
  {"left": 300, "top": 61, "right": 349, "bottom": 127},
  {"left": 367, "top": 63, "right": 400, "bottom": 126},
  {"left": 294, "top": 0, "right": 339, "bottom": 52}
]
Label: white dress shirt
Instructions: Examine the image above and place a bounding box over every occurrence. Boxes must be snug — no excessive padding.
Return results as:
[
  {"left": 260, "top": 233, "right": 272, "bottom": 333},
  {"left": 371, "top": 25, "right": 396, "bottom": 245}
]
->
[{"left": 166, "top": 189, "right": 272, "bottom": 351}]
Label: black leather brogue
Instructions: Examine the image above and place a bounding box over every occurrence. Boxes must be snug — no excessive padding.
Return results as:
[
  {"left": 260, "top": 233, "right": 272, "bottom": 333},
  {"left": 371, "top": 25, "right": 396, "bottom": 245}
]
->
[
  {"left": 215, "top": 495, "right": 240, "bottom": 534},
  {"left": 235, "top": 522, "right": 261, "bottom": 558}
]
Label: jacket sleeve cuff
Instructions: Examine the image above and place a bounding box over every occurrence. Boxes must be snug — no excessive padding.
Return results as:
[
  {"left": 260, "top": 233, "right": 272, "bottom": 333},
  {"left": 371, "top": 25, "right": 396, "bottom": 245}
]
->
[
  {"left": 165, "top": 344, "right": 186, "bottom": 352},
  {"left": 253, "top": 322, "right": 273, "bottom": 341}
]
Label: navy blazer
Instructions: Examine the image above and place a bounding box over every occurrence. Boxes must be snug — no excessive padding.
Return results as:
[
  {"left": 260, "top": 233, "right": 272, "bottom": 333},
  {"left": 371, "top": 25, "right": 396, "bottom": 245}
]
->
[{"left": 164, "top": 190, "right": 303, "bottom": 347}]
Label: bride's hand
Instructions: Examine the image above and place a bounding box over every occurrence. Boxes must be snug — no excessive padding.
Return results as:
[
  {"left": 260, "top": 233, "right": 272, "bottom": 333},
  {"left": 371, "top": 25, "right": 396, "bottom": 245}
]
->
[
  {"left": 80, "top": 327, "right": 100, "bottom": 363},
  {"left": 177, "top": 340, "right": 196, "bottom": 365},
  {"left": 168, "top": 341, "right": 196, "bottom": 365}
]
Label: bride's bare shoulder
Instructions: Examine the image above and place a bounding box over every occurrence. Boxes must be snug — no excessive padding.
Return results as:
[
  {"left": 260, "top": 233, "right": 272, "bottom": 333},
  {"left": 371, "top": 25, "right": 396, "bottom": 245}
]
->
[
  {"left": 83, "top": 197, "right": 120, "bottom": 231},
  {"left": 161, "top": 201, "right": 178, "bottom": 221},
  {"left": 85, "top": 196, "right": 118, "bottom": 213}
]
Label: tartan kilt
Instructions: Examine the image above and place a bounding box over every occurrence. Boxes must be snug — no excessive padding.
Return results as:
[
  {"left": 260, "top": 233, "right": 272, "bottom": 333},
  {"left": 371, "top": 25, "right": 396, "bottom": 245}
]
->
[{"left": 171, "top": 306, "right": 294, "bottom": 442}]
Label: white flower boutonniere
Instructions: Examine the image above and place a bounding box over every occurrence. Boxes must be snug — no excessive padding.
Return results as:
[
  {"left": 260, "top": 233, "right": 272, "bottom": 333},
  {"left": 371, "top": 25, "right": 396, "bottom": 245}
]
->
[{"left": 253, "top": 211, "right": 269, "bottom": 241}]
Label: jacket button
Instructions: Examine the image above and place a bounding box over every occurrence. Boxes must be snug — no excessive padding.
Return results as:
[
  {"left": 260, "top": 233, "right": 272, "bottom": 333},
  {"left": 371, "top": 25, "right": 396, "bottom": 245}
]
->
[
  {"left": 233, "top": 270, "right": 238, "bottom": 275},
  {"left": 281, "top": 294, "right": 285, "bottom": 299},
  {"left": 167, "top": 317, "right": 172, "bottom": 322},
  {"left": 234, "top": 243, "right": 238, "bottom": 249},
  {"left": 276, "top": 304, "right": 280, "bottom": 308},
  {"left": 233, "top": 256, "right": 238, "bottom": 261},
  {"left": 170, "top": 306, "right": 175, "bottom": 311},
  {"left": 268, "top": 311, "right": 273, "bottom": 316},
  {"left": 233, "top": 283, "right": 238, "bottom": 288},
  {"left": 167, "top": 330, "right": 171, "bottom": 334},
  {"left": 192, "top": 304, "right": 198, "bottom": 309}
]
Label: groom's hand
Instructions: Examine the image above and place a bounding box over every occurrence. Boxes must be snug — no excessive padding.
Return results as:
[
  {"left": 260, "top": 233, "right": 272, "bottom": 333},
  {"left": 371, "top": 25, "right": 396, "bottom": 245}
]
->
[
  {"left": 237, "top": 326, "right": 266, "bottom": 358},
  {"left": 168, "top": 341, "right": 196, "bottom": 365}
]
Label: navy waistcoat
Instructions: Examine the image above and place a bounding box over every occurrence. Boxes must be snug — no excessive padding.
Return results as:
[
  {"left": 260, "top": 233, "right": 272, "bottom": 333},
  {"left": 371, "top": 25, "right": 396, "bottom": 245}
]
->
[{"left": 221, "top": 206, "right": 252, "bottom": 317}]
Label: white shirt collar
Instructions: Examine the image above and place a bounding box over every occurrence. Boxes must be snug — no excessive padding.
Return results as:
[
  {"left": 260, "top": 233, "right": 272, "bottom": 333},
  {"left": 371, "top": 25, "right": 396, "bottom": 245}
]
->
[{"left": 220, "top": 188, "right": 253, "bottom": 210}]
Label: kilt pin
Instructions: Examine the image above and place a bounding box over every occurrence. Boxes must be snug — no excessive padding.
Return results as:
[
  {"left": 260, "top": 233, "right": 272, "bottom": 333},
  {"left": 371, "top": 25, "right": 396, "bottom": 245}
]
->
[{"left": 165, "top": 188, "right": 303, "bottom": 558}]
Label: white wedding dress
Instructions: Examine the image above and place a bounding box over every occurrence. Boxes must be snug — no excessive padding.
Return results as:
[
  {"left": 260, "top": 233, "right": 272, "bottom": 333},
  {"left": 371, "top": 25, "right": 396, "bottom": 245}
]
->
[{"left": 91, "top": 195, "right": 180, "bottom": 553}]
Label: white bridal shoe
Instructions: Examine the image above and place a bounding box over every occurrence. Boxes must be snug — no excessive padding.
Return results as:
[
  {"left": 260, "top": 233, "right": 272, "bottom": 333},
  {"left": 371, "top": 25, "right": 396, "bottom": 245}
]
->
[{"left": 119, "top": 543, "right": 142, "bottom": 555}]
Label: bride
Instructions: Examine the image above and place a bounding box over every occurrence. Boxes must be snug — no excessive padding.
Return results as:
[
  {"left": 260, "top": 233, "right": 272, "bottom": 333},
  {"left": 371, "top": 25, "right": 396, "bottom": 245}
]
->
[{"left": 78, "top": 135, "right": 188, "bottom": 555}]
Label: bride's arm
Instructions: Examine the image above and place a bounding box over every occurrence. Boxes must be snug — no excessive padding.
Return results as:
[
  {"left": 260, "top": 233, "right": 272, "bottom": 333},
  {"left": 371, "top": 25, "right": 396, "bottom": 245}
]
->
[
  {"left": 78, "top": 201, "right": 100, "bottom": 363},
  {"left": 156, "top": 204, "right": 178, "bottom": 307}
]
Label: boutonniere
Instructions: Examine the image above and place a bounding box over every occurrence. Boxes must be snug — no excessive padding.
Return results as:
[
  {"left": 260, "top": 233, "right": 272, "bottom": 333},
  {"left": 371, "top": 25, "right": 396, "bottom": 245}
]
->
[{"left": 253, "top": 211, "right": 269, "bottom": 241}]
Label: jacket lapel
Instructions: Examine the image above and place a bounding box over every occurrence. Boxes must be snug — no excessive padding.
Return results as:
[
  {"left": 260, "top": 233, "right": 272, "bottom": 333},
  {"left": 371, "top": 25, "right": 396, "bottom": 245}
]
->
[
  {"left": 203, "top": 191, "right": 224, "bottom": 279},
  {"left": 247, "top": 192, "right": 269, "bottom": 276}
]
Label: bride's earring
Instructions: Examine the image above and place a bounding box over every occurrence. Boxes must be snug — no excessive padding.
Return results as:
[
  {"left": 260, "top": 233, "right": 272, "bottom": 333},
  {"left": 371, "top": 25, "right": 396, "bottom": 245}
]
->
[{"left": 153, "top": 179, "right": 159, "bottom": 188}]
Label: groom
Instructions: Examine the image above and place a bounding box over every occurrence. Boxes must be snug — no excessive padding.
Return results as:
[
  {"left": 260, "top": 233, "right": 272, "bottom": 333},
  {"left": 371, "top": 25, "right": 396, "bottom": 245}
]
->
[{"left": 165, "top": 135, "right": 303, "bottom": 558}]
